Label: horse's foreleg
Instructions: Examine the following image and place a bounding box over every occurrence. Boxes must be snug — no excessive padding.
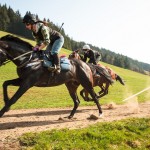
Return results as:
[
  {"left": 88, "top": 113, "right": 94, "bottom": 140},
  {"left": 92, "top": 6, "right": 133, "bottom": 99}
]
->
[
  {"left": 3, "top": 78, "right": 21, "bottom": 108},
  {"left": 98, "top": 85, "right": 105, "bottom": 96},
  {"left": 0, "top": 71, "right": 41, "bottom": 117},
  {"left": 0, "top": 81, "right": 32, "bottom": 117},
  {"left": 80, "top": 89, "right": 85, "bottom": 99},
  {"left": 97, "top": 83, "right": 109, "bottom": 99},
  {"left": 65, "top": 82, "right": 80, "bottom": 119},
  {"left": 80, "top": 89, "right": 92, "bottom": 101}
]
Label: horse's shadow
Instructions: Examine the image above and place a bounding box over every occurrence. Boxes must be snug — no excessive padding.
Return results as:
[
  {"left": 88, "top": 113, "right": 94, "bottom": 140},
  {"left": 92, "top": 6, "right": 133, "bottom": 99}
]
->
[
  {"left": 3, "top": 108, "right": 96, "bottom": 117},
  {"left": 0, "top": 108, "right": 97, "bottom": 130},
  {"left": 0, "top": 119, "right": 79, "bottom": 130}
]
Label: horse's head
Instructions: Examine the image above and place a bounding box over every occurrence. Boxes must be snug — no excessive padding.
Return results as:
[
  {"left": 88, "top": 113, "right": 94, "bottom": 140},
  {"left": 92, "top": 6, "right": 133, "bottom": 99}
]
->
[
  {"left": 0, "top": 35, "right": 33, "bottom": 57},
  {"left": 0, "top": 35, "right": 34, "bottom": 67},
  {"left": 69, "top": 50, "right": 81, "bottom": 60},
  {"left": 0, "top": 48, "right": 7, "bottom": 66}
]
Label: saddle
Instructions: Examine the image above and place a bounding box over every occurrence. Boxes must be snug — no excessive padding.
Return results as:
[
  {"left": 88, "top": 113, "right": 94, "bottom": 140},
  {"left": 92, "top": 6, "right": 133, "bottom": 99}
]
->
[
  {"left": 37, "top": 51, "right": 71, "bottom": 72},
  {"left": 98, "top": 64, "right": 116, "bottom": 80},
  {"left": 88, "top": 63, "right": 114, "bottom": 84}
]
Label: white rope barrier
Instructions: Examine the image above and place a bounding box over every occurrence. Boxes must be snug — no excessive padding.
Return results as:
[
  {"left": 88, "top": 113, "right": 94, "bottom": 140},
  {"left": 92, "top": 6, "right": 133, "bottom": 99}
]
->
[{"left": 122, "top": 86, "right": 150, "bottom": 101}]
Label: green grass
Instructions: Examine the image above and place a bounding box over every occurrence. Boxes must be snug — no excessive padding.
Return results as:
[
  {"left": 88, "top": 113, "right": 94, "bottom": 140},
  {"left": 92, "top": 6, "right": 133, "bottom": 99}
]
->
[
  {"left": 0, "top": 30, "right": 150, "bottom": 109},
  {"left": 19, "top": 118, "right": 150, "bottom": 150},
  {"left": 1, "top": 31, "right": 150, "bottom": 150}
]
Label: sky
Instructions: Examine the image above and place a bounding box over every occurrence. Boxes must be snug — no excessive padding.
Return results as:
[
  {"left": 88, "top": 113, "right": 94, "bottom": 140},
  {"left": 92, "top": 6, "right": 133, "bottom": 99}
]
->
[{"left": 1, "top": 0, "right": 150, "bottom": 64}]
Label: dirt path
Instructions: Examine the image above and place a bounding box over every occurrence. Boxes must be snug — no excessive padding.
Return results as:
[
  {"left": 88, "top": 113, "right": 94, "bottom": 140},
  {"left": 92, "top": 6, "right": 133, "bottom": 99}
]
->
[{"left": 0, "top": 100, "right": 150, "bottom": 149}]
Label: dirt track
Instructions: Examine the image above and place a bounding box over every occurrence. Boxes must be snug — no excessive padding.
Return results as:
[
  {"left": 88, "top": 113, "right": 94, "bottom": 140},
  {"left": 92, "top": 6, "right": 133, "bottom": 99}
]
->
[{"left": 0, "top": 100, "right": 150, "bottom": 149}]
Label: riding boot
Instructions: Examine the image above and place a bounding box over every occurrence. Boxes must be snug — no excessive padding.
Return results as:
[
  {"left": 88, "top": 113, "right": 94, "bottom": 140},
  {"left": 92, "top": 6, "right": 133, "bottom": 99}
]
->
[{"left": 53, "top": 53, "right": 61, "bottom": 74}]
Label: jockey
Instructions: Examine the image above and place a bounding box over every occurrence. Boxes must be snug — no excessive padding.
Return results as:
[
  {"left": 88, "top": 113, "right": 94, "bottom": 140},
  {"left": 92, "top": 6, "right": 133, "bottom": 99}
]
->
[
  {"left": 82, "top": 44, "right": 102, "bottom": 78},
  {"left": 82, "top": 44, "right": 101, "bottom": 65},
  {"left": 23, "top": 14, "right": 64, "bottom": 74}
]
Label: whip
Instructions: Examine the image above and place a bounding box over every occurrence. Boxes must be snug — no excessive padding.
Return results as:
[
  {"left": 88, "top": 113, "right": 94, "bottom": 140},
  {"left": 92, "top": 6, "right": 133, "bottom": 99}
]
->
[
  {"left": 122, "top": 86, "right": 150, "bottom": 101},
  {"left": 59, "top": 23, "right": 64, "bottom": 32}
]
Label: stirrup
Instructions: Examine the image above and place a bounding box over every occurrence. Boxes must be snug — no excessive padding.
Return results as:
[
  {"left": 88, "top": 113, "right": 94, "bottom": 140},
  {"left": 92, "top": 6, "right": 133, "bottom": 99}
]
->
[
  {"left": 48, "top": 66, "right": 56, "bottom": 71},
  {"left": 94, "top": 74, "right": 100, "bottom": 78},
  {"left": 55, "top": 66, "right": 61, "bottom": 74}
]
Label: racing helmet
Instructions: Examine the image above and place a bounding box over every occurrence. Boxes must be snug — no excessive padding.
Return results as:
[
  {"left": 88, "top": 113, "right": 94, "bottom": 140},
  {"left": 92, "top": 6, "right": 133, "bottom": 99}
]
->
[
  {"left": 23, "top": 14, "right": 37, "bottom": 24},
  {"left": 82, "top": 44, "right": 91, "bottom": 50}
]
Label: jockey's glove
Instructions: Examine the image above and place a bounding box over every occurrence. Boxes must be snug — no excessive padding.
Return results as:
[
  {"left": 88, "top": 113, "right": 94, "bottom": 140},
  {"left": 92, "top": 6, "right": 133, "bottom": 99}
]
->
[{"left": 33, "top": 46, "right": 39, "bottom": 51}]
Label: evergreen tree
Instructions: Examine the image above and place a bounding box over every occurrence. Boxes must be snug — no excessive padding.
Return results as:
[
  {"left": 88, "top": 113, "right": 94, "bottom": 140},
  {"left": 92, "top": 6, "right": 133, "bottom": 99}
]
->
[{"left": 0, "top": 4, "right": 149, "bottom": 74}]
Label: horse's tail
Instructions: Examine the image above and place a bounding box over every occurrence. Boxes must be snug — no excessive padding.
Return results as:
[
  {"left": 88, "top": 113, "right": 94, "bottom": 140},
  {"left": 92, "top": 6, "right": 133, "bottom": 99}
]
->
[{"left": 115, "top": 74, "right": 125, "bottom": 85}]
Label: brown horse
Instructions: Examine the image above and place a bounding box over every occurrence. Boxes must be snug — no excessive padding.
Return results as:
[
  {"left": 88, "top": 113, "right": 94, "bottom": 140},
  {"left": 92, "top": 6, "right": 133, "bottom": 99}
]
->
[{"left": 69, "top": 50, "right": 125, "bottom": 101}]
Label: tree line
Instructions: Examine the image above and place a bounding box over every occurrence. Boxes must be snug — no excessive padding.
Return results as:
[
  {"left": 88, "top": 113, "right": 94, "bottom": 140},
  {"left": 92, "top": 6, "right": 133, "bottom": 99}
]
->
[{"left": 0, "top": 4, "right": 149, "bottom": 75}]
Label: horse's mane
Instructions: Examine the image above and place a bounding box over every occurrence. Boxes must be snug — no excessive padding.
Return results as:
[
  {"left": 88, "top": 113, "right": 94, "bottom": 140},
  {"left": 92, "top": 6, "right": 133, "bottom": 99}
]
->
[{"left": 0, "top": 34, "right": 33, "bottom": 49}]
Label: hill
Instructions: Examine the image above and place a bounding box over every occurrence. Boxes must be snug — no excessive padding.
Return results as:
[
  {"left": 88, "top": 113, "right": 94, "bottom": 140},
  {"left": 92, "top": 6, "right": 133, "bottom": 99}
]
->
[{"left": 0, "top": 3, "right": 150, "bottom": 73}]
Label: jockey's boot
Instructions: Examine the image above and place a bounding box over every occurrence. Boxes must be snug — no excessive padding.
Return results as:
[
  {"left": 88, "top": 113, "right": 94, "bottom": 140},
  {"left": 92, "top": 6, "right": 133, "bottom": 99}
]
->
[{"left": 53, "top": 53, "right": 61, "bottom": 74}]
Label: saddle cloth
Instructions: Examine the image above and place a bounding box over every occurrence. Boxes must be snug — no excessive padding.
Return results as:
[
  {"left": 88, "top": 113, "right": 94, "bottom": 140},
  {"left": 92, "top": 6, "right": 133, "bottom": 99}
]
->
[{"left": 43, "top": 55, "right": 71, "bottom": 71}]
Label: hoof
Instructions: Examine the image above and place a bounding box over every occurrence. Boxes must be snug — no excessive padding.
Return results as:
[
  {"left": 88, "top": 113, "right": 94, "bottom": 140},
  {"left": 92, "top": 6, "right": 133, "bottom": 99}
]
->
[
  {"left": 68, "top": 115, "right": 73, "bottom": 119},
  {"left": 64, "top": 115, "right": 73, "bottom": 119},
  {"left": 99, "top": 113, "right": 103, "bottom": 118},
  {"left": 0, "top": 111, "right": 4, "bottom": 117}
]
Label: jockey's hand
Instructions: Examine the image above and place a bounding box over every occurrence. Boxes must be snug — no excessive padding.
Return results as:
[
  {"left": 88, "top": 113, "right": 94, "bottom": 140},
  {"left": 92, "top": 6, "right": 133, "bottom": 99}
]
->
[{"left": 33, "top": 46, "right": 39, "bottom": 51}]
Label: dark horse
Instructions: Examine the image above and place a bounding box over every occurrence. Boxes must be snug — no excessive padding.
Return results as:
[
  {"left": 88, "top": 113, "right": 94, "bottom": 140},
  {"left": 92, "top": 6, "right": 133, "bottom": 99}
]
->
[
  {"left": 69, "top": 50, "right": 125, "bottom": 101},
  {"left": 0, "top": 35, "right": 103, "bottom": 118},
  {"left": 0, "top": 48, "right": 7, "bottom": 66}
]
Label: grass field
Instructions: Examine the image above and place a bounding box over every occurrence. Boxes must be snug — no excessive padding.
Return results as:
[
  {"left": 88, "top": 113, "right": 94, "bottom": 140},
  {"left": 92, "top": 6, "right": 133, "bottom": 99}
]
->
[
  {"left": 19, "top": 118, "right": 150, "bottom": 150},
  {"left": 0, "top": 30, "right": 150, "bottom": 109},
  {"left": 1, "top": 31, "right": 150, "bottom": 150}
]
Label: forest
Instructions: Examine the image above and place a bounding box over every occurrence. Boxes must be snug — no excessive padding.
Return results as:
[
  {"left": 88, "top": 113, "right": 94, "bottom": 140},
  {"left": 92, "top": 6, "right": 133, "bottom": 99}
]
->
[{"left": 0, "top": 4, "right": 150, "bottom": 74}]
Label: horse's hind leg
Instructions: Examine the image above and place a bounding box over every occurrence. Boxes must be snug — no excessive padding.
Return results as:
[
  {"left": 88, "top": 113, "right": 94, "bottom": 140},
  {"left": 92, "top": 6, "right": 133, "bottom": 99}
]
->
[
  {"left": 88, "top": 88, "right": 103, "bottom": 116},
  {"left": 65, "top": 81, "right": 80, "bottom": 119},
  {"left": 79, "top": 79, "right": 103, "bottom": 115}
]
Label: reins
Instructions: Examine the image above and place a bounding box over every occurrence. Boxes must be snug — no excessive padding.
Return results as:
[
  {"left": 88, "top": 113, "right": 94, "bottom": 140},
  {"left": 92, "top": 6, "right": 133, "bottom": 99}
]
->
[
  {"left": 1, "top": 51, "right": 33, "bottom": 66},
  {"left": 13, "top": 51, "right": 33, "bottom": 60}
]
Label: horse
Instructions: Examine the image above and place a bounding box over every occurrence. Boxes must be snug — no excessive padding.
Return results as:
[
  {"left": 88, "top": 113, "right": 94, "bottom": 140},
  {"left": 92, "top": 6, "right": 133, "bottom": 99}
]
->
[
  {"left": 0, "top": 34, "right": 103, "bottom": 118},
  {"left": 69, "top": 50, "right": 125, "bottom": 101},
  {"left": 0, "top": 48, "right": 7, "bottom": 66}
]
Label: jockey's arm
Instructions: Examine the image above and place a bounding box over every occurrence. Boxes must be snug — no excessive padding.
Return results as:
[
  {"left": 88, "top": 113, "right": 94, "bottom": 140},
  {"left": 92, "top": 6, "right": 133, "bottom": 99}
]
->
[
  {"left": 34, "top": 25, "right": 50, "bottom": 50},
  {"left": 38, "top": 43, "right": 46, "bottom": 50}
]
